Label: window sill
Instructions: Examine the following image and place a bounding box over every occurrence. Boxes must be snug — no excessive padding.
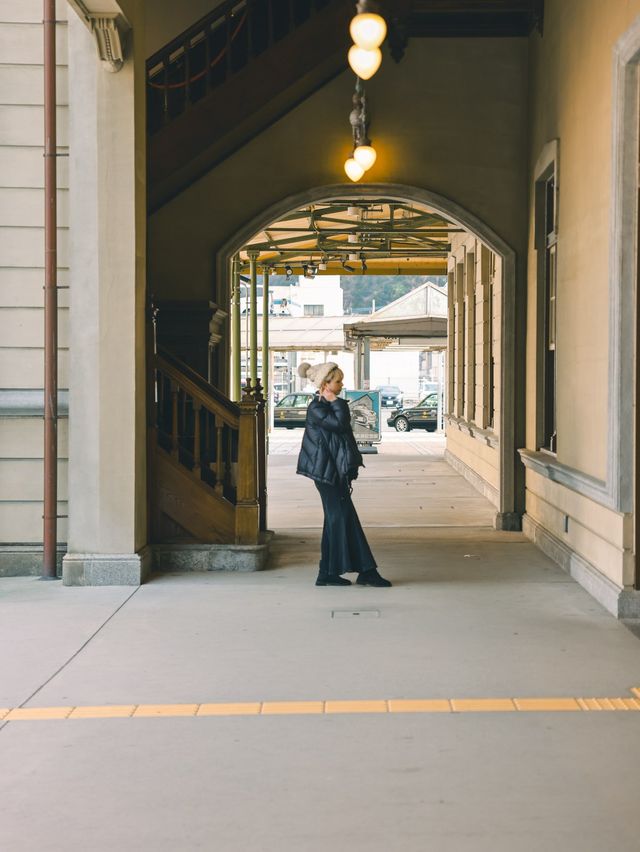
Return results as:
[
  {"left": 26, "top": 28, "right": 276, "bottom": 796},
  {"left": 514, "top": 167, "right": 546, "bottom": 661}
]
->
[
  {"left": 445, "top": 414, "right": 499, "bottom": 448},
  {"left": 518, "top": 448, "right": 610, "bottom": 505}
]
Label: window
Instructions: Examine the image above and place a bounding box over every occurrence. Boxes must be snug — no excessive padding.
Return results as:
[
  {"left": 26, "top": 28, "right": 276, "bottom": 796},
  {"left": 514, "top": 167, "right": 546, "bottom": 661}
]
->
[
  {"left": 293, "top": 395, "right": 312, "bottom": 407},
  {"left": 489, "top": 254, "right": 495, "bottom": 429},
  {"left": 456, "top": 262, "right": 465, "bottom": 416},
  {"left": 535, "top": 168, "right": 558, "bottom": 452},
  {"left": 447, "top": 269, "right": 455, "bottom": 415},
  {"left": 465, "top": 251, "right": 476, "bottom": 421},
  {"left": 419, "top": 393, "right": 437, "bottom": 408},
  {"left": 304, "top": 304, "right": 324, "bottom": 316}
]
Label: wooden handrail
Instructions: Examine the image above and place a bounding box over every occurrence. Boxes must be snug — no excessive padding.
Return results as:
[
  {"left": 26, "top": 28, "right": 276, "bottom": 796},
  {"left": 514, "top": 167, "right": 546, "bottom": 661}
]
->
[
  {"left": 147, "top": 0, "right": 247, "bottom": 71},
  {"left": 150, "top": 347, "right": 263, "bottom": 544},
  {"left": 156, "top": 346, "right": 239, "bottom": 425},
  {"left": 146, "top": 0, "right": 336, "bottom": 133}
]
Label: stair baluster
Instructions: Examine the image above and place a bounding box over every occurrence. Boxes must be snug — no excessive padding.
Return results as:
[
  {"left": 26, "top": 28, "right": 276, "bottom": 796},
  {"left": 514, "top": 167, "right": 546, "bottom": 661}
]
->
[{"left": 150, "top": 347, "right": 261, "bottom": 544}]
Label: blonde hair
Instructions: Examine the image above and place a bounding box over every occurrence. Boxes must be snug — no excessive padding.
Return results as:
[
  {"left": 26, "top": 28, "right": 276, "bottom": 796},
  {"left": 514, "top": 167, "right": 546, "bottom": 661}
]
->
[{"left": 320, "top": 366, "right": 343, "bottom": 390}]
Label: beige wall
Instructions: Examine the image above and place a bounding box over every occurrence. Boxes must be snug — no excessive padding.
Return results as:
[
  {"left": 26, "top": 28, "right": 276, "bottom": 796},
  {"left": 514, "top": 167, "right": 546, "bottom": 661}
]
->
[
  {"left": 527, "top": 0, "right": 640, "bottom": 478},
  {"left": 148, "top": 38, "right": 529, "bottom": 305},
  {"left": 0, "top": 0, "right": 69, "bottom": 548},
  {"left": 524, "top": 0, "right": 640, "bottom": 591},
  {"left": 144, "top": 0, "right": 222, "bottom": 58},
  {"left": 445, "top": 233, "right": 500, "bottom": 507}
]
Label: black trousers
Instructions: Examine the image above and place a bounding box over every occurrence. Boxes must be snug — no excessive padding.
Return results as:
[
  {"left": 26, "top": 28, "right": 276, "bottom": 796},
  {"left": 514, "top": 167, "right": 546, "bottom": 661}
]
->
[{"left": 314, "top": 481, "right": 377, "bottom": 577}]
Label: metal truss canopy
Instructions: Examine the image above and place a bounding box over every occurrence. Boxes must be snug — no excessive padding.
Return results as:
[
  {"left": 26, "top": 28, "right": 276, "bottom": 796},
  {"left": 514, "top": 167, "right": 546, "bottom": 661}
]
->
[{"left": 238, "top": 198, "right": 462, "bottom": 276}]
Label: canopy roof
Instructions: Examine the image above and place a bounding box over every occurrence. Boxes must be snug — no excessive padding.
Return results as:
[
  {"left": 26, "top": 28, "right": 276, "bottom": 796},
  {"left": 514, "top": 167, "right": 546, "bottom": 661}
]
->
[{"left": 239, "top": 198, "right": 463, "bottom": 277}]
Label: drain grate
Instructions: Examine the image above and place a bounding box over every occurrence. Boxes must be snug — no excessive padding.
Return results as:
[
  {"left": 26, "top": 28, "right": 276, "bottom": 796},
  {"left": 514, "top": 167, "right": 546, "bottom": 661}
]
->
[{"left": 331, "top": 609, "right": 380, "bottom": 619}]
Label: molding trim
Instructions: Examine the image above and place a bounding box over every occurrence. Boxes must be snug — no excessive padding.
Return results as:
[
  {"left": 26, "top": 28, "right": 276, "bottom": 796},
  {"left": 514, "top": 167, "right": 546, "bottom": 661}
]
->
[
  {"left": 218, "top": 182, "right": 519, "bottom": 517},
  {"left": 445, "top": 414, "right": 499, "bottom": 448},
  {"left": 67, "top": 3, "right": 129, "bottom": 71},
  {"left": 444, "top": 448, "right": 500, "bottom": 510},
  {"left": 0, "top": 544, "right": 65, "bottom": 577},
  {"left": 62, "top": 546, "right": 152, "bottom": 586},
  {"left": 533, "top": 139, "right": 559, "bottom": 189},
  {"left": 522, "top": 512, "right": 640, "bottom": 619},
  {"left": 519, "top": 448, "right": 609, "bottom": 504},
  {"left": 90, "top": 14, "right": 127, "bottom": 72},
  {"left": 607, "top": 16, "right": 640, "bottom": 511},
  {"left": 0, "top": 390, "right": 69, "bottom": 417}
]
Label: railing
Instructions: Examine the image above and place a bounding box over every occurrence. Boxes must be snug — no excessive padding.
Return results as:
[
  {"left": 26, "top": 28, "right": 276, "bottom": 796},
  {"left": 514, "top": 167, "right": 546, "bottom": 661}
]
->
[
  {"left": 146, "top": 0, "right": 333, "bottom": 133},
  {"left": 151, "top": 347, "right": 265, "bottom": 543}
]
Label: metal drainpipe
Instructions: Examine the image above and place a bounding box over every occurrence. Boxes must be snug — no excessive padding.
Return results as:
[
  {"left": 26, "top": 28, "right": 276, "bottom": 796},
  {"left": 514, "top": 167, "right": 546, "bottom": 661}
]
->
[{"left": 42, "top": 0, "right": 58, "bottom": 579}]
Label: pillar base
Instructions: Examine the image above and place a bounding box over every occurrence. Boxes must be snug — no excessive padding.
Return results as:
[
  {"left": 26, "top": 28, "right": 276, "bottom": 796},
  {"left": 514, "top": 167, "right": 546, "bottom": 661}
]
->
[
  {"left": 62, "top": 547, "right": 152, "bottom": 586},
  {"left": 152, "top": 532, "right": 273, "bottom": 573},
  {"left": 494, "top": 511, "right": 522, "bottom": 531}
]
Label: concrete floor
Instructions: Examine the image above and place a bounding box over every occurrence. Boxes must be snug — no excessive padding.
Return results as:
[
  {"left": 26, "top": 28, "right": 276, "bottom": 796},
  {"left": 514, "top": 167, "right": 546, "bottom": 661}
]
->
[{"left": 2, "top": 433, "right": 640, "bottom": 851}]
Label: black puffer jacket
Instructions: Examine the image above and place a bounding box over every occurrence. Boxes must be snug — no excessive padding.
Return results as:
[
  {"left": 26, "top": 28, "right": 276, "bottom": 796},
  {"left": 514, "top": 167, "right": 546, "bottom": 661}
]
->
[{"left": 296, "top": 395, "right": 364, "bottom": 487}]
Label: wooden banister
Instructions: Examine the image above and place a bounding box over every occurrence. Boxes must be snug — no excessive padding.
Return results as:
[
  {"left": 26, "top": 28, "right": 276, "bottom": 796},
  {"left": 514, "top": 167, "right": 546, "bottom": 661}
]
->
[
  {"left": 150, "top": 348, "right": 263, "bottom": 545},
  {"left": 156, "top": 346, "right": 239, "bottom": 426},
  {"left": 146, "top": 0, "right": 337, "bottom": 135}
]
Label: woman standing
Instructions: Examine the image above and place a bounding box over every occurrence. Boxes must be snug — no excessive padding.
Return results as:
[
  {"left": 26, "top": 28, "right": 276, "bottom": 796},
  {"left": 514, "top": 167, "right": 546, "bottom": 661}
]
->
[{"left": 296, "top": 361, "right": 392, "bottom": 588}]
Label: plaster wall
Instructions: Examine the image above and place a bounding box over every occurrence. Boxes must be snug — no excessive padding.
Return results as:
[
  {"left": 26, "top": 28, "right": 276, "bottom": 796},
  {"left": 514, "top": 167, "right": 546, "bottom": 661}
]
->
[
  {"left": 0, "top": 1, "right": 69, "bottom": 555},
  {"left": 446, "top": 428, "right": 499, "bottom": 499},
  {"left": 527, "top": 0, "right": 640, "bottom": 477},
  {"left": 148, "top": 38, "right": 529, "bottom": 306},
  {"left": 444, "top": 232, "right": 500, "bottom": 508},
  {"left": 523, "top": 0, "right": 640, "bottom": 594},
  {"left": 144, "top": 0, "right": 223, "bottom": 58},
  {"left": 525, "top": 468, "right": 633, "bottom": 587}
]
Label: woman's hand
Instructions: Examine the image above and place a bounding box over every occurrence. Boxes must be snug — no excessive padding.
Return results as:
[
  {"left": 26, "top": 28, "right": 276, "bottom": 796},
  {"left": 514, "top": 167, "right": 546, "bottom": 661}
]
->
[{"left": 321, "top": 387, "right": 338, "bottom": 402}]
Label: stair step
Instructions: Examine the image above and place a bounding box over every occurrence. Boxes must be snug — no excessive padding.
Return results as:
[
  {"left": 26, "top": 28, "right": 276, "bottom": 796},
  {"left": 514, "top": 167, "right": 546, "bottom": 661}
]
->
[{"left": 153, "top": 534, "right": 272, "bottom": 572}]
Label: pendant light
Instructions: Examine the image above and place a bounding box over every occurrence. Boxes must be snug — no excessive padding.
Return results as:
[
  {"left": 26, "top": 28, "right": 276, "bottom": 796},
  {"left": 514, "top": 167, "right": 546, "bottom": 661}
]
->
[{"left": 344, "top": 157, "right": 365, "bottom": 182}]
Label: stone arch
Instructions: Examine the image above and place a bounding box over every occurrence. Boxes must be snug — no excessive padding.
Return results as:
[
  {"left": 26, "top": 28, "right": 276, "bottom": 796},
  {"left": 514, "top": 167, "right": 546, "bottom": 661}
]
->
[{"left": 217, "top": 182, "right": 521, "bottom": 527}]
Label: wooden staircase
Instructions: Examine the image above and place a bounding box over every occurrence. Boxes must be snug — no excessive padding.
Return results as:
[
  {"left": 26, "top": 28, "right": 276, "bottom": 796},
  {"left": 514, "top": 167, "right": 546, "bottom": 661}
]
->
[
  {"left": 147, "top": 0, "right": 351, "bottom": 209},
  {"left": 149, "top": 347, "right": 266, "bottom": 546}
]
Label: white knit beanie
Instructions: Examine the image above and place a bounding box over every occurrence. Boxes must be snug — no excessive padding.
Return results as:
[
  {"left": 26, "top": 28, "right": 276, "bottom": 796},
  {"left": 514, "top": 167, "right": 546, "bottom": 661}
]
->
[{"left": 297, "top": 361, "right": 340, "bottom": 389}]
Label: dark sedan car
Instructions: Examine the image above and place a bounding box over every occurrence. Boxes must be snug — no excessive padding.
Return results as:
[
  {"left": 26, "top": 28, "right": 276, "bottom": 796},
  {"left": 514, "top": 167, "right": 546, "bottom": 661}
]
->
[
  {"left": 274, "top": 392, "right": 314, "bottom": 427},
  {"left": 376, "top": 385, "right": 403, "bottom": 407},
  {"left": 387, "top": 392, "right": 440, "bottom": 432}
]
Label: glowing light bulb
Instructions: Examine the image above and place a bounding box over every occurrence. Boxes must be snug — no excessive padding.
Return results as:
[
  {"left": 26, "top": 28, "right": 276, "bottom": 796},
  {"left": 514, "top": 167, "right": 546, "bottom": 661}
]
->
[
  {"left": 344, "top": 157, "right": 365, "bottom": 182},
  {"left": 350, "top": 13, "right": 387, "bottom": 50},
  {"left": 347, "top": 45, "right": 382, "bottom": 80},
  {"left": 353, "top": 144, "right": 377, "bottom": 171}
]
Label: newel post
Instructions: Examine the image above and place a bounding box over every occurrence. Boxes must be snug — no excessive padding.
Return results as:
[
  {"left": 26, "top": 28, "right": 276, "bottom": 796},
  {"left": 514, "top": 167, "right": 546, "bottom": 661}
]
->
[{"left": 235, "top": 381, "right": 260, "bottom": 543}]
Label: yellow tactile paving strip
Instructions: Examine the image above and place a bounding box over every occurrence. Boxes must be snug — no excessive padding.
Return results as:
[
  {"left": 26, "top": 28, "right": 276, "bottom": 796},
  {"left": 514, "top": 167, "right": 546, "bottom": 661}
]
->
[{"left": 2, "top": 691, "right": 640, "bottom": 722}]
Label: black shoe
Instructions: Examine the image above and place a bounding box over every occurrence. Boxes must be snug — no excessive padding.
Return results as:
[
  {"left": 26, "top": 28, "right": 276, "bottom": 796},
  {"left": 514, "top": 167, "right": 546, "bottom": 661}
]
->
[
  {"left": 315, "top": 574, "right": 352, "bottom": 586},
  {"left": 356, "top": 569, "right": 392, "bottom": 587}
]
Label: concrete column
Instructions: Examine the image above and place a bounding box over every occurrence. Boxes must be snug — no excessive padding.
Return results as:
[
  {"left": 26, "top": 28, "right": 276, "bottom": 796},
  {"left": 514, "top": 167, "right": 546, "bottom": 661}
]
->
[
  {"left": 363, "top": 336, "right": 371, "bottom": 390},
  {"left": 62, "top": 7, "right": 149, "bottom": 585},
  {"left": 354, "top": 339, "right": 363, "bottom": 387}
]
